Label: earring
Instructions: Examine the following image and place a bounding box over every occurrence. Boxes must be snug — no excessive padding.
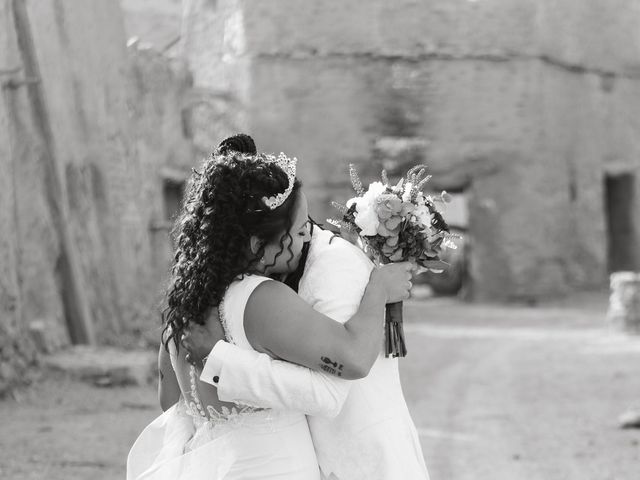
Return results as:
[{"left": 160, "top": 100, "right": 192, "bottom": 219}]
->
[{"left": 260, "top": 257, "right": 265, "bottom": 264}]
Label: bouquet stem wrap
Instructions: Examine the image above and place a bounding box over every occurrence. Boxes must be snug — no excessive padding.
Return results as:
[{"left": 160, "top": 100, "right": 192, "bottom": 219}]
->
[{"left": 385, "top": 301, "right": 407, "bottom": 358}]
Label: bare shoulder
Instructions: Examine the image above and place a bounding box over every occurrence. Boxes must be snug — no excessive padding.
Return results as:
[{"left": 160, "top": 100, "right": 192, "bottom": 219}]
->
[
  {"left": 243, "top": 276, "right": 314, "bottom": 354},
  {"left": 246, "top": 279, "right": 303, "bottom": 313}
]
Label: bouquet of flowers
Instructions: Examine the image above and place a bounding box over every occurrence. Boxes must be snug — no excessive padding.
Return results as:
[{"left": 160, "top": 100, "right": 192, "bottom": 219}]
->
[{"left": 328, "top": 165, "right": 459, "bottom": 357}]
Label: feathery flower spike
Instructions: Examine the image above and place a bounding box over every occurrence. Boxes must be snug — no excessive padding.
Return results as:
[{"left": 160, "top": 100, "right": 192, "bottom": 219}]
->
[{"left": 349, "top": 164, "right": 365, "bottom": 196}]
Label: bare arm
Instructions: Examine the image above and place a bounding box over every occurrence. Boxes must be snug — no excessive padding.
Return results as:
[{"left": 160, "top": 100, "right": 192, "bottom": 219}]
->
[
  {"left": 158, "top": 343, "right": 180, "bottom": 411},
  {"left": 244, "top": 261, "right": 412, "bottom": 379}
]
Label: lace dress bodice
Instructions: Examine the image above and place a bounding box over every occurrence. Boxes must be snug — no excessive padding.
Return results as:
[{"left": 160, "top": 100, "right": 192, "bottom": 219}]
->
[
  {"left": 169, "top": 275, "right": 276, "bottom": 428},
  {"left": 180, "top": 362, "right": 260, "bottom": 425}
]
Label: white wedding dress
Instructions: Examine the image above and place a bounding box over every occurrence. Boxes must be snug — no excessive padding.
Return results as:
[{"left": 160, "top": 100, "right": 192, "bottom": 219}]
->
[{"left": 127, "top": 275, "right": 321, "bottom": 480}]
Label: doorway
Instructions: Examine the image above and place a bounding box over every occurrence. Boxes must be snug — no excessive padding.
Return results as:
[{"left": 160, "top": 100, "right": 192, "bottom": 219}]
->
[{"left": 605, "top": 173, "right": 638, "bottom": 272}]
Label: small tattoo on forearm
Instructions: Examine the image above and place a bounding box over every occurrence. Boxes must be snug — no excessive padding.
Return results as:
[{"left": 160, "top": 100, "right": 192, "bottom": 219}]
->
[{"left": 320, "top": 356, "right": 343, "bottom": 377}]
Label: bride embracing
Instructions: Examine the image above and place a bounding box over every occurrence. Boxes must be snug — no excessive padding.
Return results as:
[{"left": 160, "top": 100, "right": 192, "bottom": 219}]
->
[{"left": 126, "top": 146, "right": 413, "bottom": 479}]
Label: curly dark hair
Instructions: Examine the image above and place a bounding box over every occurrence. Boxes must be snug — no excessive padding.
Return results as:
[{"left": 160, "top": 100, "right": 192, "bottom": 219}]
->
[{"left": 162, "top": 151, "right": 302, "bottom": 351}]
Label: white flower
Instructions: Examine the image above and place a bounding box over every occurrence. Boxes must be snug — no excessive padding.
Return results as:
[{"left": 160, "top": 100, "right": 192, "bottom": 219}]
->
[
  {"left": 349, "top": 182, "right": 387, "bottom": 236},
  {"left": 363, "top": 182, "right": 387, "bottom": 203},
  {"left": 353, "top": 201, "right": 379, "bottom": 235},
  {"left": 413, "top": 204, "right": 432, "bottom": 229},
  {"left": 402, "top": 182, "right": 413, "bottom": 203}
]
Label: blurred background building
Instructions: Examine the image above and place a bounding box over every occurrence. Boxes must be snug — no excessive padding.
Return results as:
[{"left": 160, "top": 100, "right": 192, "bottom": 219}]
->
[
  {"left": 177, "top": 0, "right": 640, "bottom": 303},
  {"left": 1, "top": 0, "right": 639, "bottom": 391}
]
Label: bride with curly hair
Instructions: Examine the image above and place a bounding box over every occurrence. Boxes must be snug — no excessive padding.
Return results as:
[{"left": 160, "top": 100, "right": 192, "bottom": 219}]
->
[{"left": 127, "top": 145, "right": 413, "bottom": 479}]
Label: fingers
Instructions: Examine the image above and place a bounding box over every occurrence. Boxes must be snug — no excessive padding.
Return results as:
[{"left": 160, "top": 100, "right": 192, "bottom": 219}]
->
[
  {"left": 404, "top": 280, "right": 412, "bottom": 300},
  {"left": 398, "top": 262, "right": 413, "bottom": 282},
  {"left": 398, "top": 262, "right": 414, "bottom": 277},
  {"left": 376, "top": 262, "right": 416, "bottom": 302}
]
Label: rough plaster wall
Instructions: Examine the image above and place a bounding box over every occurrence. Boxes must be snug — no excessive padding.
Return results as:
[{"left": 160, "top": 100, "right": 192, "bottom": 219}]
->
[
  {"left": 536, "top": 0, "right": 640, "bottom": 285},
  {"left": 0, "top": 2, "right": 21, "bottom": 359},
  {"left": 247, "top": 57, "right": 385, "bottom": 205},
  {"left": 536, "top": 0, "right": 640, "bottom": 73},
  {"left": 0, "top": 0, "right": 197, "bottom": 393},
  {"left": 21, "top": 0, "right": 180, "bottom": 335},
  {"left": 246, "top": 57, "right": 579, "bottom": 299},
  {"left": 0, "top": 0, "right": 27, "bottom": 391},
  {"left": 19, "top": 0, "right": 129, "bottom": 336},
  {"left": 0, "top": 0, "right": 61, "bottom": 392},
  {"left": 242, "top": 28, "right": 553, "bottom": 299},
  {"left": 180, "top": 0, "right": 640, "bottom": 300},
  {"left": 181, "top": 0, "right": 251, "bottom": 155},
  {"left": 177, "top": 0, "right": 640, "bottom": 299},
  {"left": 241, "top": 0, "right": 538, "bottom": 57},
  {"left": 121, "top": 0, "right": 182, "bottom": 51},
  {"left": 128, "top": 48, "right": 197, "bottom": 298},
  {"left": 241, "top": 0, "right": 639, "bottom": 72},
  {"left": 1, "top": 0, "right": 196, "bottom": 390}
]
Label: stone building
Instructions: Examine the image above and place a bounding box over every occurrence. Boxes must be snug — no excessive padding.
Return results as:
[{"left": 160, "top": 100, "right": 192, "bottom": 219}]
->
[
  {"left": 0, "top": 0, "right": 195, "bottom": 391},
  {"left": 181, "top": 0, "right": 640, "bottom": 301}
]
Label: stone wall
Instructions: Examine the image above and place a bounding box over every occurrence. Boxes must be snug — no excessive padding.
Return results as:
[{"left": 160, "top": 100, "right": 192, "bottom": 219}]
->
[
  {"left": 127, "top": 46, "right": 197, "bottom": 295},
  {"left": 182, "top": 0, "right": 640, "bottom": 300},
  {"left": 121, "top": 0, "right": 182, "bottom": 53},
  {"left": 0, "top": 0, "right": 195, "bottom": 393},
  {"left": 181, "top": 0, "right": 249, "bottom": 156},
  {"left": 1, "top": 0, "right": 70, "bottom": 392}
]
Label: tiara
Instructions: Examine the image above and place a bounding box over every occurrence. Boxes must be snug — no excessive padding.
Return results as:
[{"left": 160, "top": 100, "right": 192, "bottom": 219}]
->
[{"left": 261, "top": 152, "right": 298, "bottom": 209}]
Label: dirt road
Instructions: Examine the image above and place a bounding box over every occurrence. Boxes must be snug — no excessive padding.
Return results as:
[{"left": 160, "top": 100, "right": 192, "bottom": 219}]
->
[
  {"left": 1, "top": 292, "right": 638, "bottom": 479},
  {"left": 403, "top": 295, "right": 640, "bottom": 480}
]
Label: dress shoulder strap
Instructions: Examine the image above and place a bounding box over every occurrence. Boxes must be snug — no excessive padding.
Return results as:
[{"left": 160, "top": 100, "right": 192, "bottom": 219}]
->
[{"left": 220, "top": 275, "right": 272, "bottom": 349}]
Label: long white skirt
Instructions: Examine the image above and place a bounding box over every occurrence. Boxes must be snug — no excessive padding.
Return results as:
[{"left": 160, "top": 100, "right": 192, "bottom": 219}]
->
[{"left": 127, "top": 400, "right": 320, "bottom": 480}]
